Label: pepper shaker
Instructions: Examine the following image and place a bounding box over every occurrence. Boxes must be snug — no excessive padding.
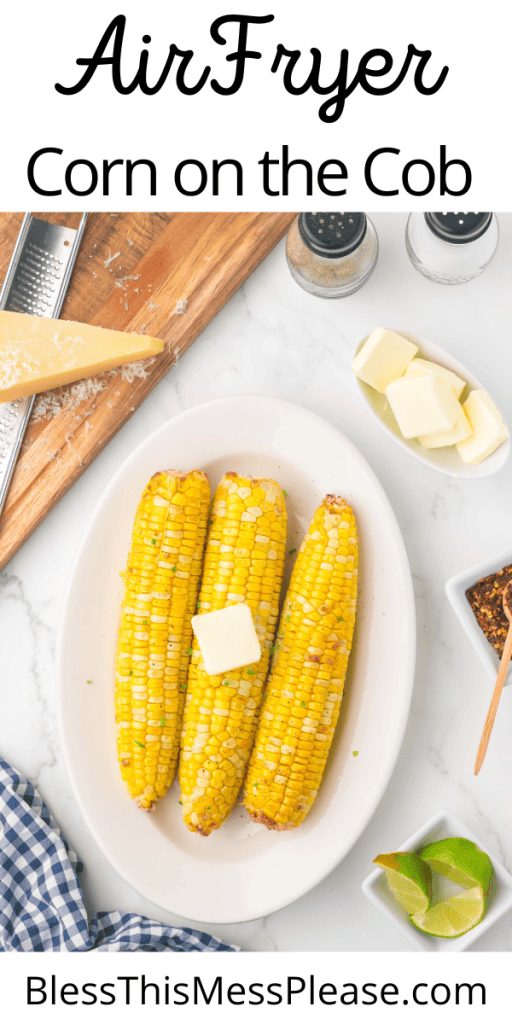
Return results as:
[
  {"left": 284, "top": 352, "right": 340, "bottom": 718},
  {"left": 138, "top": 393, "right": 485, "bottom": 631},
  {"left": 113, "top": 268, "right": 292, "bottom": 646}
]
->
[
  {"left": 405, "top": 212, "right": 499, "bottom": 285},
  {"left": 286, "top": 212, "right": 379, "bottom": 298}
]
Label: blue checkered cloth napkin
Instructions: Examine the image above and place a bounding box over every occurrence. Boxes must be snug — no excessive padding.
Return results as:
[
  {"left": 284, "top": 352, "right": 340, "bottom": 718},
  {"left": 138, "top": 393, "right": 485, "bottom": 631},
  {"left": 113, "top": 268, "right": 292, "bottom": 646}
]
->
[{"left": 0, "top": 758, "right": 238, "bottom": 952}]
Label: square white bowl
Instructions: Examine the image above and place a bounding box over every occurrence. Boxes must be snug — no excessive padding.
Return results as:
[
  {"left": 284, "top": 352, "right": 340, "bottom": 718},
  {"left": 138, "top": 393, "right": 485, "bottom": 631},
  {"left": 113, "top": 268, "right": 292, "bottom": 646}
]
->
[
  {"left": 445, "top": 548, "right": 512, "bottom": 686},
  {"left": 361, "top": 809, "right": 512, "bottom": 951}
]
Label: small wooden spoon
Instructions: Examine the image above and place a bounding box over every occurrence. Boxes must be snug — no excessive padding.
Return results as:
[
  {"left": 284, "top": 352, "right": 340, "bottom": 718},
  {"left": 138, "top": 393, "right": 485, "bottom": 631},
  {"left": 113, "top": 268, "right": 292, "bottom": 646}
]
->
[{"left": 474, "top": 580, "right": 512, "bottom": 775}]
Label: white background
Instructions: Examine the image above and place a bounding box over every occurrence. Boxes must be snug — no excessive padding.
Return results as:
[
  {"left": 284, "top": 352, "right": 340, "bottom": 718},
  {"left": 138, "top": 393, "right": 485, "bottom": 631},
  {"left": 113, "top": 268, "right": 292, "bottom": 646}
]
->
[{"left": 0, "top": 0, "right": 508, "bottom": 209}]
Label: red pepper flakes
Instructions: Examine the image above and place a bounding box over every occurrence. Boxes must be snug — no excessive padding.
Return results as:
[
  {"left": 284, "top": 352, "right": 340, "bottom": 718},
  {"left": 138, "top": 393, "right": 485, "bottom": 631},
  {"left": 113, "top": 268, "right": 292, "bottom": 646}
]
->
[{"left": 466, "top": 564, "right": 512, "bottom": 657}]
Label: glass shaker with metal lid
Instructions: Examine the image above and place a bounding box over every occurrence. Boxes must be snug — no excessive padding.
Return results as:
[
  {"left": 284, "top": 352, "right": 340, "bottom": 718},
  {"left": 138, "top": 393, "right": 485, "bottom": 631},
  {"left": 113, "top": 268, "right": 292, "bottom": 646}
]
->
[
  {"left": 286, "top": 212, "right": 379, "bottom": 298},
  {"left": 405, "top": 212, "right": 499, "bottom": 284}
]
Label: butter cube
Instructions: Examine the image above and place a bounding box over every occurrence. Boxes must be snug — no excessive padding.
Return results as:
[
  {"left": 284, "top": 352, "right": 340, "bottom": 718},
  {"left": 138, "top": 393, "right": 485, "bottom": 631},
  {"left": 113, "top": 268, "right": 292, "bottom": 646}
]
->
[
  {"left": 404, "top": 357, "right": 466, "bottom": 400},
  {"left": 456, "top": 390, "right": 509, "bottom": 464},
  {"left": 385, "top": 374, "right": 460, "bottom": 439},
  {"left": 191, "top": 602, "right": 261, "bottom": 676},
  {"left": 419, "top": 399, "right": 472, "bottom": 448},
  {"left": 0, "top": 310, "right": 163, "bottom": 402},
  {"left": 352, "top": 327, "right": 418, "bottom": 393}
]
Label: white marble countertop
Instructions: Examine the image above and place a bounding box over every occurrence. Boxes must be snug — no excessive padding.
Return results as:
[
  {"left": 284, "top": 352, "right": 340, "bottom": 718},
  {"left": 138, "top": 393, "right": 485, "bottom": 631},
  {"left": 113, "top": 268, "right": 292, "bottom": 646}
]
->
[{"left": 1, "top": 212, "right": 512, "bottom": 952}]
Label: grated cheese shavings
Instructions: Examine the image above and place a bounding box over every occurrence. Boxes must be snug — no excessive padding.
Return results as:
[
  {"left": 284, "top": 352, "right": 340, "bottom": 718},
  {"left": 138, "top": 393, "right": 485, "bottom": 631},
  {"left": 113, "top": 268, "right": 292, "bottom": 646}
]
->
[
  {"left": 32, "top": 376, "right": 109, "bottom": 421},
  {"left": 31, "top": 357, "right": 156, "bottom": 422},
  {"left": 104, "top": 250, "right": 121, "bottom": 269},
  {"left": 120, "top": 358, "right": 156, "bottom": 382},
  {"left": 114, "top": 274, "right": 141, "bottom": 290}
]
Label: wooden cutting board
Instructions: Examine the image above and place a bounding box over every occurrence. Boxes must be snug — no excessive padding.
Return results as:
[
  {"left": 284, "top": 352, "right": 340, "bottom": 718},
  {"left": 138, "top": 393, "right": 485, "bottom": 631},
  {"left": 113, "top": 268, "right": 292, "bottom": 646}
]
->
[{"left": 0, "top": 211, "right": 295, "bottom": 571}]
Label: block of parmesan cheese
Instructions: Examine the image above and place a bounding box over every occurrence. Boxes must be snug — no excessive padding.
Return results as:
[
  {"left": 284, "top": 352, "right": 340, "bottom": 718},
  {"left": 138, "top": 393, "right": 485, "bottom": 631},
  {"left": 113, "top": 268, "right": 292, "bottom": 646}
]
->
[
  {"left": 0, "top": 311, "right": 164, "bottom": 402},
  {"left": 456, "top": 390, "right": 509, "bottom": 464}
]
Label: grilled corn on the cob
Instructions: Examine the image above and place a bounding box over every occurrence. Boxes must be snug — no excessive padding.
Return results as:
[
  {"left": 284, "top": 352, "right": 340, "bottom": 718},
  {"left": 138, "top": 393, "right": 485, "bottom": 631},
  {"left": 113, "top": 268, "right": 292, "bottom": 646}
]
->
[
  {"left": 244, "top": 495, "right": 358, "bottom": 830},
  {"left": 179, "top": 473, "right": 287, "bottom": 835},
  {"left": 115, "top": 469, "right": 210, "bottom": 810}
]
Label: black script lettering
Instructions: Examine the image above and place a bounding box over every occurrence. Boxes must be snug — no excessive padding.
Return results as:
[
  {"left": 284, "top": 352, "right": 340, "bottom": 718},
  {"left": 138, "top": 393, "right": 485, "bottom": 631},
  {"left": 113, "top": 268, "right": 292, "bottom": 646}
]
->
[
  {"left": 210, "top": 14, "right": 274, "bottom": 94},
  {"left": 55, "top": 15, "right": 210, "bottom": 96},
  {"left": 272, "top": 42, "right": 448, "bottom": 122}
]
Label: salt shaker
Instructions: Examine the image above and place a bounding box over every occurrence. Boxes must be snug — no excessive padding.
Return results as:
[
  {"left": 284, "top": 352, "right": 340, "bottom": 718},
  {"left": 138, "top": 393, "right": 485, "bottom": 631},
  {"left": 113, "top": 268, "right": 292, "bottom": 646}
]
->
[
  {"left": 285, "top": 212, "right": 379, "bottom": 298},
  {"left": 405, "top": 212, "right": 499, "bottom": 285}
]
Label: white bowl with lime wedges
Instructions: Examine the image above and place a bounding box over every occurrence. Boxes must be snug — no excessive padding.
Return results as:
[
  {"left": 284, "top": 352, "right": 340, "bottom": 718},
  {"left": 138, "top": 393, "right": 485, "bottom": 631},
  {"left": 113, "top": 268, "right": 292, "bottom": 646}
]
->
[{"left": 362, "top": 810, "right": 512, "bottom": 951}]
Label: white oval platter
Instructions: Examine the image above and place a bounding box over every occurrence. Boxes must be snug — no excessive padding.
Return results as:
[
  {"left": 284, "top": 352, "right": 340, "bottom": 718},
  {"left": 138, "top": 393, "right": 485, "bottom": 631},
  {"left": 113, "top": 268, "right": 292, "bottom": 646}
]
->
[{"left": 57, "top": 395, "right": 416, "bottom": 924}]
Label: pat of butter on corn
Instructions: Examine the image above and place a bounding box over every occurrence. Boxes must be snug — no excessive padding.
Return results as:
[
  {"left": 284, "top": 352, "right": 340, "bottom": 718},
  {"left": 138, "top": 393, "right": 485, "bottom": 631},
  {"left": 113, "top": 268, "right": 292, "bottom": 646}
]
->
[
  {"left": 385, "top": 374, "right": 460, "bottom": 439},
  {"left": 352, "top": 327, "right": 418, "bottom": 392},
  {"left": 0, "top": 310, "right": 164, "bottom": 402},
  {"left": 191, "top": 602, "right": 261, "bottom": 676}
]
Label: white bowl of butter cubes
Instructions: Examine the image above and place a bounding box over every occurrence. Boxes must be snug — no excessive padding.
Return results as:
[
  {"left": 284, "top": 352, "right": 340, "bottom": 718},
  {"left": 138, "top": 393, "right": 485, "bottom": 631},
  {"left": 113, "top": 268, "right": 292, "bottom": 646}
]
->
[{"left": 352, "top": 328, "right": 510, "bottom": 478}]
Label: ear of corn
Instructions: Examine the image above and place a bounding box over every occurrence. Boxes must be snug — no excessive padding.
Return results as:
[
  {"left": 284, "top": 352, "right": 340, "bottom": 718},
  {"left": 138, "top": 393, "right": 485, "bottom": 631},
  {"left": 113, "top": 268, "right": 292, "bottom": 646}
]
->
[
  {"left": 244, "top": 495, "right": 358, "bottom": 830},
  {"left": 179, "top": 473, "right": 287, "bottom": 835},
  {"left": 115, "top": 469, "right": 210, "bottom": 810}
]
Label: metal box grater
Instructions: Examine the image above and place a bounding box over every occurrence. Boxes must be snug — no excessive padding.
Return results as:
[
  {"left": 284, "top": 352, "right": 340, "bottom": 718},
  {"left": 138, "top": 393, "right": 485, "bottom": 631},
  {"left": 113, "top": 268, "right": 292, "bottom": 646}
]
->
[{"left": 0, "top": 213, "right": 87, "bottom": 517}]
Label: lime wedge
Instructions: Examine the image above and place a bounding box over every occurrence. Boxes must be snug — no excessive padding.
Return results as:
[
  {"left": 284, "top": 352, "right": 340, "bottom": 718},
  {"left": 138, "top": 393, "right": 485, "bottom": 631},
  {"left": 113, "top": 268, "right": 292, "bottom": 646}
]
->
[
  {"left": 411, "top": 886, "right": 485, "bottom": 937},
  {"left": 420, "top": 837, "right": 493, "bottom": 894},
  {"left": 374, "top": 851, "right": 432, "bottom": 915}
]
